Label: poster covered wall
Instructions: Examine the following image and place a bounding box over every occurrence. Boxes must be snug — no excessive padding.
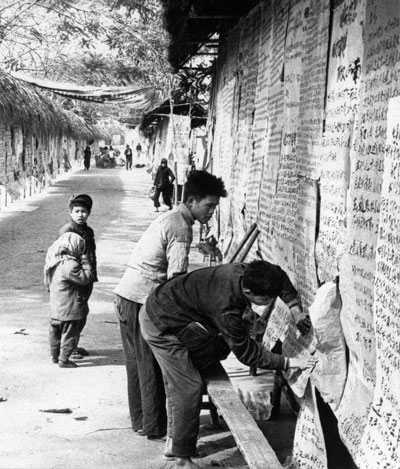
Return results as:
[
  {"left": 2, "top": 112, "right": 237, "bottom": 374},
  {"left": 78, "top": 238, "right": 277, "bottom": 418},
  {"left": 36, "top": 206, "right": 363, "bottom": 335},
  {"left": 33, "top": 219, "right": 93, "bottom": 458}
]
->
[{"left": 207, "top": 0, "right": 400, "bottom": 467}]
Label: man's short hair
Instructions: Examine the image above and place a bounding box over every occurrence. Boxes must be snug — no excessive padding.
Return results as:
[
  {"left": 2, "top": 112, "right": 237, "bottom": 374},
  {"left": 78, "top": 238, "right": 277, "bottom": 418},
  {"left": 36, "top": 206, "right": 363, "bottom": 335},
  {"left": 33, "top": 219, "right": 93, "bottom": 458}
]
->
[
  {"left": 242, "top": 260, "right": 283, "bottom": 297},
  {"left": 183, "top": 170, "right": 227, "bottom": 202}
]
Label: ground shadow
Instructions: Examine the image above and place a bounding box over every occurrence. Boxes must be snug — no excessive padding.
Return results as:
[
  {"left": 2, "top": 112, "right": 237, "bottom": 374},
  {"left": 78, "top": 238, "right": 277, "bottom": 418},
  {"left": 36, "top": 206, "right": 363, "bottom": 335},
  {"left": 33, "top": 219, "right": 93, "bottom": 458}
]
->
[{"left": 72, "top": 348, "right": 125, "bottom": 367}]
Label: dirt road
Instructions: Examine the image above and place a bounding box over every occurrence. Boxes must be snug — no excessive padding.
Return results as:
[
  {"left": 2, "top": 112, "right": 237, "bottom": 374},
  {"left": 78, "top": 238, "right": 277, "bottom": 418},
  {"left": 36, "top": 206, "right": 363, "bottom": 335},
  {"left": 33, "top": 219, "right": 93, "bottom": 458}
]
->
[{"left": 0, "top": 166, "right": 257, "bottom": 469}]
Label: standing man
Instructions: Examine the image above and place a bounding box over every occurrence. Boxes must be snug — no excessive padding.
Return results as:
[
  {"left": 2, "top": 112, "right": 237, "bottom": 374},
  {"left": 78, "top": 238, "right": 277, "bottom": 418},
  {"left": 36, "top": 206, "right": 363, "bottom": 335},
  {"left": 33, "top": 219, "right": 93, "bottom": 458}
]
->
[
  {"left": 140, "top": 260, "right": 316, "bottom": 469},
  {"left": 153, "top": 158, "right": 175, "bottom": 212},
  {"left": 114, "top": 170, "right": 227, "bottom": 440},
  {"left": 125, "top": 144, "right": 133, "bottom": 171}
]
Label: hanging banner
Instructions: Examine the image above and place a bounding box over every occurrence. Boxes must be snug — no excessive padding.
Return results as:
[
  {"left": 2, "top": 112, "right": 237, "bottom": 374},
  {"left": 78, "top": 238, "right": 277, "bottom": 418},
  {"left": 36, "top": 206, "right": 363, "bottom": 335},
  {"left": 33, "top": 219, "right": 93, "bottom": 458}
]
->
[{"left": 11, "top": 72, "right": 159, "bottom": 107}]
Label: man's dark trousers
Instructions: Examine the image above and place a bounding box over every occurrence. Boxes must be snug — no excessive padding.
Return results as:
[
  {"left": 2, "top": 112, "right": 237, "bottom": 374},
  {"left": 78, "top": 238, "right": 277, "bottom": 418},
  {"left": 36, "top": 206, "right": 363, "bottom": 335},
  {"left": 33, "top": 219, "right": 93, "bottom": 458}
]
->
[
  {"left": 115, "top": 295, "right": 167, "bottom": 436},
  {"left": 140, "top": 304, "right": 204, "bottom": 457}
]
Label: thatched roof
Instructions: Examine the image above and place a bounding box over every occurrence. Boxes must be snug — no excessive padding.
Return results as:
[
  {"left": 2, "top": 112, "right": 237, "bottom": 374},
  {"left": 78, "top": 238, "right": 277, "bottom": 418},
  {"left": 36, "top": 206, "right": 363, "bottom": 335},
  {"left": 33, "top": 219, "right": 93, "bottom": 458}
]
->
[
  {"left": 0, "top": 68, "right": 105, "bottom": 140},
  {"left": 159, "top": 0, "right": 259, "bottom": 71}
]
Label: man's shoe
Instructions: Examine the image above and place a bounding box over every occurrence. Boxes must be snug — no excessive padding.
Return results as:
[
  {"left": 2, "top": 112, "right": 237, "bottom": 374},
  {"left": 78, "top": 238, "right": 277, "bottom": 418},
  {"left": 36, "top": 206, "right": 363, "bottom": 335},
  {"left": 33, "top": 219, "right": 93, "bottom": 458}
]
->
[
  {"left": 147, "top": 434, "right": 167, "bottom": 442},
  {"left": 162, "top": 450, "right": 202, "bottom": 461},
  {"left": 51, "top": 356, "right": 58, "bottom": 364},
  {"left": 162, "top": 452, "right": 175, "bottom": 461},
  {"left": 75, "top": 347, "right": 89, "bottom": 356},
  {"left": 58, "top": 360, "right": 78, "bottom": 368}
]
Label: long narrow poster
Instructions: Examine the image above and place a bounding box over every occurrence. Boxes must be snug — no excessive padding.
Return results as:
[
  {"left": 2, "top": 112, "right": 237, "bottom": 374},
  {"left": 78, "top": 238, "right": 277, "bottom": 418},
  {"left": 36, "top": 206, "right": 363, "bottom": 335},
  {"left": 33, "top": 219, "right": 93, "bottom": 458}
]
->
[
  {"left": 270, "top": 0, "right": 304, "bottom": 273},
  {"left": 247, "top": 2, "right": 273, "bottom": 226},
  {"left": 356, "top": 95, "right": 400, "bottom": 468},
  {"left": 337, "top": 0, "right": 400, "bottom": 463},
  {"left": 296, "top": 0, "right": 330, "bottom": 178},
  {"left": 209, "top": 39, "right": 237, "bottom": 254},
  {"left": 259, "top": 0, "right": 290, "bottom": 262},
  {"left": 229, "top": 8, "right": 262, "bottom": 245},
  {"left": 315, "top": 0, "right": 365, "bottom": 283},
  {"left": 294, "top": 178, "right": 319, "bottom": 309}
]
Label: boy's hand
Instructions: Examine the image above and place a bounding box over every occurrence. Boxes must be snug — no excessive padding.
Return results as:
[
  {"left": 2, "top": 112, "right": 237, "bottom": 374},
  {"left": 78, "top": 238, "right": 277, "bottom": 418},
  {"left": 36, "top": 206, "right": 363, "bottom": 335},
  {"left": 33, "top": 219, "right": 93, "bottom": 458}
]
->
[{"left": 288, "top": 354, "right": 318, "bottom": 370}]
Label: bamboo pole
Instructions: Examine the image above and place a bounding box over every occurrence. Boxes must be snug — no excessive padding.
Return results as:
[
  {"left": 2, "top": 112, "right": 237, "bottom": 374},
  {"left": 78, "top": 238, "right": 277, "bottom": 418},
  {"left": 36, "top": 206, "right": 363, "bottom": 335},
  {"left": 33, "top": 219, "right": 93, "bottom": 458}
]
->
[{"left": 227, "top": 223, "right": 258, "bottom": 263}]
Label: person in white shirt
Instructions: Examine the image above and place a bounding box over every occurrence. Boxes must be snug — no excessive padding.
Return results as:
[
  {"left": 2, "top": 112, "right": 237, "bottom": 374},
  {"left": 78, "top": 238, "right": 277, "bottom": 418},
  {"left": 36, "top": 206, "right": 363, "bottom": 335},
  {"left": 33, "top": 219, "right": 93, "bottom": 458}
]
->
[
  {"left": 114, "top": 170, "right": 227, "bottom": 439},
  {"left": 109, "top": 145, "right": 116, "bottom": 168}
]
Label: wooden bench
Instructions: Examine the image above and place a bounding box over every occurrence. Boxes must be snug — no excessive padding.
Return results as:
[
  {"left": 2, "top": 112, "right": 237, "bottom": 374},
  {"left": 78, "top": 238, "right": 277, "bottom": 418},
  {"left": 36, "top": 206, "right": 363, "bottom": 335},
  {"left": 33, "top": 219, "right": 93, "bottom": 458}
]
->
[{"left": 204, "top": 365, "right": 283, "bottom": 469}]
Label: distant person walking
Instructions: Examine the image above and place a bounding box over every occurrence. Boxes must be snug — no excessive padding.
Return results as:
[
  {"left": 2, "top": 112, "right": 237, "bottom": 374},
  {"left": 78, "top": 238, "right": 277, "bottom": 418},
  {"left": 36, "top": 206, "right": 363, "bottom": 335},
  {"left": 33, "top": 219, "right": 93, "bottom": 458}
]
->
[
  {"left": 136, "top": 143, "right": 142, "bottom": 159},
  {"left": 125, "top": 145, "right": 133, "bottom": 170},
  {"left": 109, "top": 145, "right": 116, "bottom": 168},
  {"left": 83, "top": 146, "right": 91, "bottom": 171},
  {"left": 63, "top": 148, "right": 72, "bottom": 172},
  {"left": 135, "top": 142, "right": 145, "bottom": 168},
  {"left": 153, "top": 158, "right": 175, "bottom": 212}
]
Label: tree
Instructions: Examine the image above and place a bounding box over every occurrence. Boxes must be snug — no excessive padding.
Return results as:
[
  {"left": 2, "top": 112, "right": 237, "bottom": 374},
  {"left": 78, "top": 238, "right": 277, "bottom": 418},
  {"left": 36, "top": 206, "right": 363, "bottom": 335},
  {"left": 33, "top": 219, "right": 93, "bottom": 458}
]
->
[
  {"left": 0, "top": 1, "right": 169, "bottom": 81},
  {"left": 0, "top": 0, "right": 170, "bottom": 124},
  {"left": 0, "top": 0, "right": 212, "bottom": 124}
]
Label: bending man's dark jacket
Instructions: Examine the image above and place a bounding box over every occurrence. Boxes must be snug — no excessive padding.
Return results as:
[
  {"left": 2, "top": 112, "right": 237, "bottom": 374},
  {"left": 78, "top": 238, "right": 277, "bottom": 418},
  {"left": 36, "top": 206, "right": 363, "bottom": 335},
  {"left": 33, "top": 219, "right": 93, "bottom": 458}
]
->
[
  {"left": 145, "top": 262, "right": 300, "bottom": 371},
  {"left": 58, "top": 220, "right": 98, "bottom": 281}
]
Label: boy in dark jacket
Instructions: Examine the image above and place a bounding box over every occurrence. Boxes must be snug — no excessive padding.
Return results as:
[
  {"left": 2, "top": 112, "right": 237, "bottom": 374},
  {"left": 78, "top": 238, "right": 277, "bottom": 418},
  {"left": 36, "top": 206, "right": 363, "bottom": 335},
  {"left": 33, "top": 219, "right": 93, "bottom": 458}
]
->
[
  {"left": 58, "top": 194, "right": 97, "bottom": 357},
  {"left": 58, "top": 194, "right": 97, "bottom": 280},
  {"left": 44, "top": 232, "right": 94, "bottom": 368}
]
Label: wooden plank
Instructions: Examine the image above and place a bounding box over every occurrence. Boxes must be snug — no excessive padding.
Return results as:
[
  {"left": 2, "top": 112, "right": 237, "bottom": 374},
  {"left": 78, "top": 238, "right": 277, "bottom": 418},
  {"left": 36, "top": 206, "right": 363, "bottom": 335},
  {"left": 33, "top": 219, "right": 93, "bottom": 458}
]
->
[{"left": 204, "top": 366, "right": 283, "bottom": 469}]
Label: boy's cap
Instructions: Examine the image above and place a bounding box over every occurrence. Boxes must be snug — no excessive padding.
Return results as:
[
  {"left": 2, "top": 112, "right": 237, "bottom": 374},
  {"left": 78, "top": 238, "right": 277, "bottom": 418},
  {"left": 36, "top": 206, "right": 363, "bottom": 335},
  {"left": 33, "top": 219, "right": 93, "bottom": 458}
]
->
[
  {"left": 161, "top": 158, "right": 168, "bottom": 163},
  {"left": 69, "top": 194, "right": 93, "bottom": 211}
]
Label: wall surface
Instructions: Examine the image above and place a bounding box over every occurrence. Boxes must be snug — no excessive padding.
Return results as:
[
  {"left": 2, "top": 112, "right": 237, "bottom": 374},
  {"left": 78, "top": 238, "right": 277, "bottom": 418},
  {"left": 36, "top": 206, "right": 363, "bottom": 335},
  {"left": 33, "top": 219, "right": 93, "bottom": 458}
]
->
[
  {"left": 0, "top": 120, "right": 96, "bottom": 210},
  {"left": 207, "top": 0, "right": 400, "bottom": 467}
]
